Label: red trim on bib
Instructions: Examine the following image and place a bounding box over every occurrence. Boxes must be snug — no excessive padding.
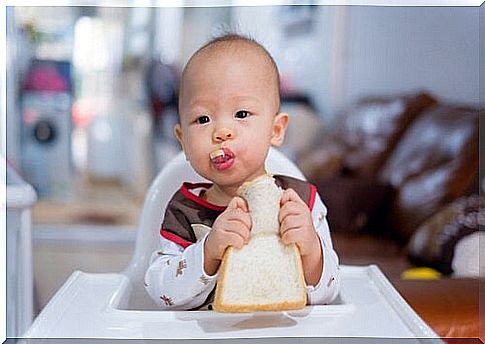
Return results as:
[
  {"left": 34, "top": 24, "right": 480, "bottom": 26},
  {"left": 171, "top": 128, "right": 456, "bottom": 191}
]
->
[
  {"left": 180, "top": 182, "right": 227, "bottom": 211},
  {"left": 160, "top": 229, "right": 193, "bottom": 248},
  {"left": 308, "top": 184, "right": 317, "bottom": 211}
]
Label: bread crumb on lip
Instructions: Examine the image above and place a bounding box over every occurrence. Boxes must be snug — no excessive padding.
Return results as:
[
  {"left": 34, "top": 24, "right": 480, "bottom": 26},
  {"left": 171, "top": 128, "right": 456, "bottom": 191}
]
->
[{"left": 210, "top": 149, "right": 225, "bottom": 159}]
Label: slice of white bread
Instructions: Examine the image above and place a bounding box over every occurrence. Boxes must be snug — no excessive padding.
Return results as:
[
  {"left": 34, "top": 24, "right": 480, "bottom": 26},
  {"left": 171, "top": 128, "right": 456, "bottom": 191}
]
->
[{"left": 213, "top": 174, "right": 307, "bottom": 312}]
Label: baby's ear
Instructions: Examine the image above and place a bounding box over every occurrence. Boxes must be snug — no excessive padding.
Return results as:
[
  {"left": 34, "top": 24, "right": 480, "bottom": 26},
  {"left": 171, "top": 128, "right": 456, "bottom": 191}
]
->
[
  {"left": 174, "top": 124, "right": 185, "bottom": 150},
  {"left": 270, "top": 112, "right": 289, "bottom": 146}
]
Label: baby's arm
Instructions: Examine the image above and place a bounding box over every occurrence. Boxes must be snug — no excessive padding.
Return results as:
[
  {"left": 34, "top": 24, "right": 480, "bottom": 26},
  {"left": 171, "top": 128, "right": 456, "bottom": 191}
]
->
[
  {"left": 145, "top": 235, "right": 217, "bottom": 310},
  {"left": 145, "top": 196, "right": 251, "bottom": 310},
  {"left": 204, "top": 196, "right": 251, "bottom": 275},
  {"left": 306, "top": 194, "right": 340, "bottom": 304}
]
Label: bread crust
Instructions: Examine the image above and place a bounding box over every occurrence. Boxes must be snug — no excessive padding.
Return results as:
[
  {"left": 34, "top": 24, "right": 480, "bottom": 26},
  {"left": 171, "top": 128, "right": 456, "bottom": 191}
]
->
[
  {"left": 213, "top": 244, "right": 307, "bottom": 313},
  {"left": 237, "top": 173, "right": 273, "bottom": 194}
]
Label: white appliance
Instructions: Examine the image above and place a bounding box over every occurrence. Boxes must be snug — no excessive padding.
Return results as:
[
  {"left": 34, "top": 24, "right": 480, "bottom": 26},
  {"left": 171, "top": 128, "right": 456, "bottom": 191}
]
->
[
  {"left": 6, "top": 162, "right": 37, "bottom": 337},
  {"left": 21, "top": 91, "right": 72, "bottom": 199}
]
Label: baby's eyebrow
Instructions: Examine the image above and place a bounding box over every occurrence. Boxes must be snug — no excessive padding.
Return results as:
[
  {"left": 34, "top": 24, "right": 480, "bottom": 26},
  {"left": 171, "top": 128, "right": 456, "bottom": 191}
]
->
[
  {"left": 228, "top": 95, "right": 262, "bottom": 104},
  {"left": 186, "top": 97, "right": 215, "bottom": 108},
  {"left": 181, "top": 103, "right": 211, "bottom": 117}
]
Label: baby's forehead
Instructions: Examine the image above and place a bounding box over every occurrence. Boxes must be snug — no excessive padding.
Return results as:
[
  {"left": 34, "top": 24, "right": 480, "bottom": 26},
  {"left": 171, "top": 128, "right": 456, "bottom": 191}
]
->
[{"left": 185, "top": 40, "right": 277, "bottom": 77}]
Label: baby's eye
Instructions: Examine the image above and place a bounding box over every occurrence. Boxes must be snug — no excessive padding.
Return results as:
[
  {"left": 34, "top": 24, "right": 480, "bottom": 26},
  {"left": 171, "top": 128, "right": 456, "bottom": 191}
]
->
[
  {"left": 235, "top": 110, "right": 250, "bottom": 119},
  {"left": 196, "top": 115, "right": 210, "bottom": 124}
]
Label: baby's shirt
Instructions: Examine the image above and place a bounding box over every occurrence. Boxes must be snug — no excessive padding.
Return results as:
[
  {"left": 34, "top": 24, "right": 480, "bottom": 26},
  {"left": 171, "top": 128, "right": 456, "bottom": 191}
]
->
[{"left": 145, "top": 175, "right": 340, "bottom": 310}]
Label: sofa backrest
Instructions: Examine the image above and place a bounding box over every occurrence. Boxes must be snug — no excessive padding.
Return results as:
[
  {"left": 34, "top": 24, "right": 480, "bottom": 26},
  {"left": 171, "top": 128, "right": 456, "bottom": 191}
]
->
[{"left": 334, "top": 92, "right": 436, "bottom": 177}]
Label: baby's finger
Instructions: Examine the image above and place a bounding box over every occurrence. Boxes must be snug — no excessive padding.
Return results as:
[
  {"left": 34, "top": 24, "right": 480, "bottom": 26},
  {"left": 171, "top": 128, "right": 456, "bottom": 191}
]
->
[
  {"left": 226, "top": 197, "right": 240, "bottom": 210},
  {"left": 238, "top": 211, "right": 252, "bottom": 231},
  {"left": 235, "top": 196, "right": 249, "bottom": 212},
  {"left": 226, "top": 209, "right": 252, "bottom": 229},
  {"left": 279, "top": 201, "right": 303, "bottom": 223},
  {"left": 281, "top": 227, "right": 299, "bottom": 246},
  {"left": 280, "top": 188, "right": 303, "bottom": 206},
  {"left": 280, "top": 214, "right": 301, "bottom": 235},
  {"left": 225, "top": 220, "right": 251, "bottom": 242},
  {"left": 227, "top": 196, "right": 249, "bottom": 212},
  {"left": 226, "top": 231, "right": 246, "bottom": 249}
]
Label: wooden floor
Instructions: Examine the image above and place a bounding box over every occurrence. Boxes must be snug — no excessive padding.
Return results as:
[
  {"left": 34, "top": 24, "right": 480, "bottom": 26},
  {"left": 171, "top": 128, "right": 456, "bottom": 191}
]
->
[{"left": 394, "top": 278, "right": 483, "bottom": 340}]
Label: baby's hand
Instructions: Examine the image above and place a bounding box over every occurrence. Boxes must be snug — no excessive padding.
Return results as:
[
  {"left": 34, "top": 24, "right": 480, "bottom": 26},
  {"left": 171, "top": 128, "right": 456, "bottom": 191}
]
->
[
  {"left": 204, "top": 197, "right": 251, "bottom": 274},
  {"left": 279, "top": 188, "right": 323, "bottom": 285},
  {"left": 279, "top": 188, "right": 320, "bottom": 257}
]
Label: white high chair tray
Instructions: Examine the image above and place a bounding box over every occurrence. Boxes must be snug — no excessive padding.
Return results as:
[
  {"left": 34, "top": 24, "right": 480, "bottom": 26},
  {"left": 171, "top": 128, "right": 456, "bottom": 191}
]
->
[{"left": 25, "top": 265, "right": 441, "bottom": 341}]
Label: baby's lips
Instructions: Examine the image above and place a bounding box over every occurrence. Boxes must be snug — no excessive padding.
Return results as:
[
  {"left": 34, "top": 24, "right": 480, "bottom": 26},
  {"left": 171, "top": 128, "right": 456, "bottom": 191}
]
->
[{"left": 221, "top": 147, "right": 235, "bottom": 158}]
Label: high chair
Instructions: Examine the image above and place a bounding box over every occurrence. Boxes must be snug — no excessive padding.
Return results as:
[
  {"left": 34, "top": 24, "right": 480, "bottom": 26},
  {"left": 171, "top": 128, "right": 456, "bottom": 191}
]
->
[{"left": 25, "top": 148, "right": 440, "bottom": 341}]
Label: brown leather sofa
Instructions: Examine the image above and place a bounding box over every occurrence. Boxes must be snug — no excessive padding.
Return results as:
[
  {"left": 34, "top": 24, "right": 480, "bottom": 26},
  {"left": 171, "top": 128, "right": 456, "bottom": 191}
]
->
[
  {"left": 300, "top": 92, "right": 478, "bottom": 242},
  {"left": 298, "top": 92, "right": 481, "bottom": 338}
]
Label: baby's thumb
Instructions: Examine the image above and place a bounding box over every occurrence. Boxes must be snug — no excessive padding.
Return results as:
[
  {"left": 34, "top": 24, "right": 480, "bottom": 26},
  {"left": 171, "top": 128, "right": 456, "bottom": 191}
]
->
[
  {"left": 228, "top": 196, "right": 249, "bottom": 212},
  {"left": 281, "top": 188, "right": 298, "bottom": 204}
]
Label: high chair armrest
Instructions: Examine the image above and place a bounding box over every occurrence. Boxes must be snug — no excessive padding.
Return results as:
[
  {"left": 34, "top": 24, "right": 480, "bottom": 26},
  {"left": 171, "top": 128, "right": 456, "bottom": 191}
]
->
[{"left": 25, "top": 271, "right": 127, "bottom": 338}]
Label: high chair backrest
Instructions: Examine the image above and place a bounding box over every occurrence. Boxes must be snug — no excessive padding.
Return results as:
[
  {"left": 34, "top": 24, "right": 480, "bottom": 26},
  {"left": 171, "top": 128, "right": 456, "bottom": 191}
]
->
[{"left": 123, "top": 148, "right": 306, "bottom": 294}]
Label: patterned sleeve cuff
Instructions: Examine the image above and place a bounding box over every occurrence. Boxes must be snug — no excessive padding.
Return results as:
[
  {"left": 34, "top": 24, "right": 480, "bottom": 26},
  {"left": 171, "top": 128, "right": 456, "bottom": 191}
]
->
[
  {"left": 187, "top": 232, "right": 219, "bottom": 280},
  {"left": 306, "top": 233, "right": 340, "bottom": 304}
]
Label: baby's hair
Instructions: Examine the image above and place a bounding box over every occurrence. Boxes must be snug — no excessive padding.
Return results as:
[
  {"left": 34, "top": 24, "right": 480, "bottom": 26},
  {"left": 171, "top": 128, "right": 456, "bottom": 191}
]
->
[
  {"left": 198, "top": 34, "right": 280, "bottom": 86},
  {"left": 181, "top": 33, "right": 281, "bottom": 102}
]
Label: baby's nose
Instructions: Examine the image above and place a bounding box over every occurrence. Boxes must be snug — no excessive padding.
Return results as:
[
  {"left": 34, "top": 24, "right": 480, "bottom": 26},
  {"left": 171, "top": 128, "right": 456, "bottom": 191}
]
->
[{"left": 213, "top": 127, "right": 235, "bottom": 143}]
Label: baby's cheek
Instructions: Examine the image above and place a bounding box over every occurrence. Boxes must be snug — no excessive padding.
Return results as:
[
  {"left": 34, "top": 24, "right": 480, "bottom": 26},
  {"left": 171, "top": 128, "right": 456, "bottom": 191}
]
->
[{"left": 245, "top": 142, "right": 269, "bottom": 161}]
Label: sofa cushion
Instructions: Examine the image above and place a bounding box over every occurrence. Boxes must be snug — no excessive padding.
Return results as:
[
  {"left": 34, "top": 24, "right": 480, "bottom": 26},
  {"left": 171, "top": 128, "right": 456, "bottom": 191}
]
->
[{"left": 378, "top": 105, "right": 479, "bottom": 240}]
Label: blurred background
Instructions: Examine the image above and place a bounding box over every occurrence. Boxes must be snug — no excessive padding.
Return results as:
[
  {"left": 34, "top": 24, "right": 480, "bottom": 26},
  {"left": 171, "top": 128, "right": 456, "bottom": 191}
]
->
[{"left": 4, "top": 3, "right": 483, "bottom": 338}]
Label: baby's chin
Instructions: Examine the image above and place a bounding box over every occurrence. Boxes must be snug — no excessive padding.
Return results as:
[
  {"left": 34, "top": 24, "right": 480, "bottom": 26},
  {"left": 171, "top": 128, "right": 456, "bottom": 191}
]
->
[
  {"left": 204, "top": 173, "right": 250, "bottom": 189},
  {"left": 220, "top": 172, "right": 268, "bottom": 187}
]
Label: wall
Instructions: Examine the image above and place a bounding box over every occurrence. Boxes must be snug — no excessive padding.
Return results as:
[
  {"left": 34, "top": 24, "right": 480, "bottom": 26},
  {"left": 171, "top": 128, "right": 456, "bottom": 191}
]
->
[
  {"left": 340, "top": 6, "right": 480, "bottom": 116},
  {"left": 180, "top": 7, "right": 232, "bottom": 69},
  {"left": 231, "top": 6, "right": 480, "bottom": 126}
]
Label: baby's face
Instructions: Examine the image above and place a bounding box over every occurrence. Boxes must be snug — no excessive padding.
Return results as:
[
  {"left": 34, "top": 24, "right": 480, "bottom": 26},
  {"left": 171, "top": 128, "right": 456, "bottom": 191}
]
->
[{"left": 176, "top": 44, "right": 288, "bottom": 190}]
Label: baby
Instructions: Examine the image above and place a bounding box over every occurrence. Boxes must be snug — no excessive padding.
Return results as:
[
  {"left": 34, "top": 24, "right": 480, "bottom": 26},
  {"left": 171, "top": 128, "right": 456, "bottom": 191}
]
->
[{"left": 145, "top": 34, "right": 340, "bottom": 310}]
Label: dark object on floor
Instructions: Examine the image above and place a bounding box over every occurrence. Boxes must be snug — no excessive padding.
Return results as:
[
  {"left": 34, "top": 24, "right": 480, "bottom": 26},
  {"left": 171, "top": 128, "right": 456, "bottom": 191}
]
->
[{"left": 407, "top": 195, "right": 483, "bottom": 275}]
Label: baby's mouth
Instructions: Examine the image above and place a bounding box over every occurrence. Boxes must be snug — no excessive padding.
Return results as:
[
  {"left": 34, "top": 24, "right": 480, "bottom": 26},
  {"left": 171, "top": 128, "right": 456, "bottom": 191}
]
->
[{"left": 210, "top": 147, "right": 235, "bottom": 171}]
